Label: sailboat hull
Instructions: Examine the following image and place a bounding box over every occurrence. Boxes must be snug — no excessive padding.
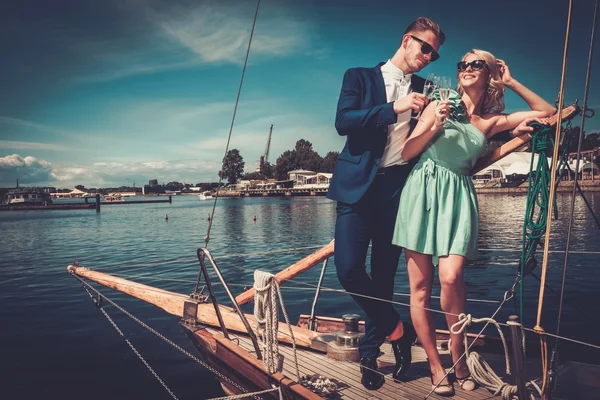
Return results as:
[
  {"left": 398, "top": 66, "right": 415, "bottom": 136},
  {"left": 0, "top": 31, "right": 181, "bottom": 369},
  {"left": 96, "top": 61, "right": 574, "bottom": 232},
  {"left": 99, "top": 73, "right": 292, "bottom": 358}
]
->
[{"left": 182, "top": 324, "right": 322, "bottom": 399}]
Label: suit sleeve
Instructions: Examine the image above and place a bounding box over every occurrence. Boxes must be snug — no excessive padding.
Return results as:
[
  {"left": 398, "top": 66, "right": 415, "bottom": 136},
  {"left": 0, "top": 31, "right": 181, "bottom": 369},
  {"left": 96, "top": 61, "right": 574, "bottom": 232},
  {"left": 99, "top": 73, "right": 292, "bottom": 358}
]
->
[{"left": 334, "top": 69, "right": 397, "bottom": 137}]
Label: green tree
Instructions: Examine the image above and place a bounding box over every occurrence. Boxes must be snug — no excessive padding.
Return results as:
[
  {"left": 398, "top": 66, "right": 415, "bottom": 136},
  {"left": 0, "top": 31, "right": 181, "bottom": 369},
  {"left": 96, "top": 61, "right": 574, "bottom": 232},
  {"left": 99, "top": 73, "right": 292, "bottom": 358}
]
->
[
  {"left": 220, "top": 149, "right": 245, "bottom": 184},
  {"left": 166, "top": 181, "right": 184, "bottom": 190},
  {"left": 274, "top": 150, "right": 295, "bottom": 180},
  {"left": 294, "top": 139, "right": 323, "bottom": 171},
  {"left": 261, "top": 161, "right": 274, "bottom": 179},
  {"left": 274, "top": 140, "right": 324, "bottom": 180},
  {"left": 321, "top": 151, "right": 339, "bottom": 173},
  {"left": 242, "top": 171, "right": 264, "bottom": 180}
]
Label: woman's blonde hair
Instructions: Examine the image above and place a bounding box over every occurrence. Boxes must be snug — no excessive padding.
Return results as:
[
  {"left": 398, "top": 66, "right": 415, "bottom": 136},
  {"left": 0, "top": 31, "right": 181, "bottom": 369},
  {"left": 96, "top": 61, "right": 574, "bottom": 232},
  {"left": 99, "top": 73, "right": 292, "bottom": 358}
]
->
[{"left": 456, "top": 49, "right": 505, "bottom": 114}]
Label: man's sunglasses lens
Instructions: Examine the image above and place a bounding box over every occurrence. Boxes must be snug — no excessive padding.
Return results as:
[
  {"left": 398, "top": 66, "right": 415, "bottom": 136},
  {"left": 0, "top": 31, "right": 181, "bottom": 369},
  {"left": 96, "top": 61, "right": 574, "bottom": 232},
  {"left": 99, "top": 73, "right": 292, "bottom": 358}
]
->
[
  {"left": 457, "top": 60, "right": 486, "bottom": 72},
  {"left": 426, "top": 46, "right": 440, "bottom": 61},
  {"left": 411, "top": 35, "right": 439, "bottom": 61}
]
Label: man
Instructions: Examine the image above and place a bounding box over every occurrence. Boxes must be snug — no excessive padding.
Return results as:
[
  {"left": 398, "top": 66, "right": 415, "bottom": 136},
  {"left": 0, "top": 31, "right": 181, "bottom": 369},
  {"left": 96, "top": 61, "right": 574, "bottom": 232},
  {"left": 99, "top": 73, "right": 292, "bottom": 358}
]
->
[{"left": 327, "top": 17, "right": 445, "bottom": 390}]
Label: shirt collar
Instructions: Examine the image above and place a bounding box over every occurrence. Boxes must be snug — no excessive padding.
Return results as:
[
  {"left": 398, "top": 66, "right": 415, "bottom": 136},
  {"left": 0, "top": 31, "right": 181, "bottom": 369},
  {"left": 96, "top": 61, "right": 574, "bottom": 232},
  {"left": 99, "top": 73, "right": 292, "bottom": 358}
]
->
[{"left": 381, "top": 60, "right": 412, "bottom": 84}]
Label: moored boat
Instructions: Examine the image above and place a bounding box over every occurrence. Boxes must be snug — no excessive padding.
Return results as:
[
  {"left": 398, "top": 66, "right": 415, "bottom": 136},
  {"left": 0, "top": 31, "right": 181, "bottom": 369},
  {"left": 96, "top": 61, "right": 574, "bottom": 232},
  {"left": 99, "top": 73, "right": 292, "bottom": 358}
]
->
[
  {"left": 103, "top": 194, "right": 124, "bottom": 203},
  {"left": 198, "top": 191, "right": 214, "bottom": 200},
  {"left": 67, "top": 103, "right": 600, "bottom": 399},
  {"left": 2, "top": 188, "right": 53, "bottom": 206}
]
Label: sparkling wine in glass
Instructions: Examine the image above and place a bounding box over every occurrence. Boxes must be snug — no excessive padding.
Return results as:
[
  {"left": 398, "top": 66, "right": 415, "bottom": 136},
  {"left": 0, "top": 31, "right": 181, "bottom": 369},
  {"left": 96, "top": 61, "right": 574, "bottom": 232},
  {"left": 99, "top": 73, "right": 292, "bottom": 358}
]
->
[
  {"left": 438, "top": 77, "right": 451, "bottom": 102},
  {"left": 423, "top": 74, "right": 438, "bottom": 98},
  {"left": 413, "top": 73, "right": 439, "bottom": 120}
]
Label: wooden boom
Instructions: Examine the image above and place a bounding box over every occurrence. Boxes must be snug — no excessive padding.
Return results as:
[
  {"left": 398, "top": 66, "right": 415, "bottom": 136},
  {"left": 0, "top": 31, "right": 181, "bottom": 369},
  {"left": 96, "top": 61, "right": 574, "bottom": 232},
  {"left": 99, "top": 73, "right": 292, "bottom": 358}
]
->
[
  {"left": 235, "top": 241, "right": 335, "bottom": 306},
  {"left": 471, "top": 104, "right": 580, "bottom": 175},
  {"left": 67, "top": 265, "right": 320, "bottom": 348}
]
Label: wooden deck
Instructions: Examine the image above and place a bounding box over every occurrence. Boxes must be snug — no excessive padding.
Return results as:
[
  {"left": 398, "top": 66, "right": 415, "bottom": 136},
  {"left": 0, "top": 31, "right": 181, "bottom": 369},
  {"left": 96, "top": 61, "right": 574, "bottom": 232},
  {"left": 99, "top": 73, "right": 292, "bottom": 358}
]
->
[{"left": 207, "top": 328, "right": 546, "bottom": 400}]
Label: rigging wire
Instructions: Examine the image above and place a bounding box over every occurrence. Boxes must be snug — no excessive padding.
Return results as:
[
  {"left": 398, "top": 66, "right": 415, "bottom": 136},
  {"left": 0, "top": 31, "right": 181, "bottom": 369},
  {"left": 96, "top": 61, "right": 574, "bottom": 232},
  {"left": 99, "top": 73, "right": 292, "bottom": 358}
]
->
[
  {"left": 533, "top": 0, "right": 574, "bottom": 395},
  {"left": 76, "top": 264, "right": 600, "bottom": 351},
  {"left": 552, "top": 0, "right": 600, "bottom": 374},
  {"left": 534, "top": 0, "right": 573, "bottom": 333},
  {"left": 205, "top": 0, "right": 262, "bottom": 249}
]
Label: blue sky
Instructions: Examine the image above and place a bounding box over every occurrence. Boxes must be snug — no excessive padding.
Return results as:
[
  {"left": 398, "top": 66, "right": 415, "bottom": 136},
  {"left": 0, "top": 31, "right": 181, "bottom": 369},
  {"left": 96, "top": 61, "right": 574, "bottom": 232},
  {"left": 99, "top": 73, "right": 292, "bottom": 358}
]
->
[{"left": 1, "top": 0, "right": 599, "bottom": 188}]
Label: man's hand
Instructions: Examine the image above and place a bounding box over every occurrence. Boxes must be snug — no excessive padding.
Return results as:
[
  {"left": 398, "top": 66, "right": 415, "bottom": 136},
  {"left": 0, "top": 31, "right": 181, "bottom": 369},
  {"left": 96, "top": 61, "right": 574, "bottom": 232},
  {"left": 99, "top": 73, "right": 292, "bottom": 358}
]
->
[
  {"left": 393, "top": 92, "right": 429, "bottom": 114},
  {"left": 511, "top": 116, "right": 550, "bottom": 137}
]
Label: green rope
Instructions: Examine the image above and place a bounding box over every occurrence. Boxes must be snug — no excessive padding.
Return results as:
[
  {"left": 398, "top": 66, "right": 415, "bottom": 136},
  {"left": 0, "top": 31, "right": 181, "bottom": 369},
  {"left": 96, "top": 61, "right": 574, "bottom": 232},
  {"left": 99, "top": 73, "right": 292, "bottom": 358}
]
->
[{"left": 518, "top": 123, "right": 572, "bottom": 318}]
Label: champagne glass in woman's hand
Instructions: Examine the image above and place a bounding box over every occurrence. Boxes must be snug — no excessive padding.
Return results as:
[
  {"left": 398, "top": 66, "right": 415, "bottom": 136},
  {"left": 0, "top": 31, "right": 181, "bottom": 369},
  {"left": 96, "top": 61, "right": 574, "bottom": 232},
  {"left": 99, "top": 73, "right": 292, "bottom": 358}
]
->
[
  {"left": 413, "top": 73, "right": 439, "bottom": 120},
  {"left": 437, "top": 77, "right": 452, "bottom": 122},
  {"left": 438, "top": 77, "right": 451, "bottom": 102}
]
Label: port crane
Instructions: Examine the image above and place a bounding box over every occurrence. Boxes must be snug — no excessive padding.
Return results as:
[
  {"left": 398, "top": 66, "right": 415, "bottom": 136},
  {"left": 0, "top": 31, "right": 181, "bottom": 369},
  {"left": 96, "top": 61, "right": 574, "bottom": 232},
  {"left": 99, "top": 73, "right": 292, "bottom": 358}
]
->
[{"left": 259, "top": 124, "right": 273, "bottom": 174}]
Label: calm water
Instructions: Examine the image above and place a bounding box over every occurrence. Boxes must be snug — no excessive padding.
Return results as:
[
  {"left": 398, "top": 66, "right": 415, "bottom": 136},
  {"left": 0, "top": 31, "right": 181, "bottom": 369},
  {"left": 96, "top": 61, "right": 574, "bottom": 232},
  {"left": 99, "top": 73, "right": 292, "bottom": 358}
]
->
[{"left": 1, "top": 194, "right": 599, "bottom": 399}]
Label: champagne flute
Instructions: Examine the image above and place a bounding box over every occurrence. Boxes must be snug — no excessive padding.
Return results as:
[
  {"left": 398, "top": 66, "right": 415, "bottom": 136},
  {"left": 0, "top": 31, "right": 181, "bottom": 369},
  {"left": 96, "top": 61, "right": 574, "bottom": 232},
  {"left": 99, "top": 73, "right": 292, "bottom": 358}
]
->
[
  {"left": 438, "top": 76, "right": 451, "bottom": 102},
  {"left": 437, "top": 77, "right": 452, "bottom": 122},
  {"left": 413, "top": 73, "right": 439, "bottom": 120}
]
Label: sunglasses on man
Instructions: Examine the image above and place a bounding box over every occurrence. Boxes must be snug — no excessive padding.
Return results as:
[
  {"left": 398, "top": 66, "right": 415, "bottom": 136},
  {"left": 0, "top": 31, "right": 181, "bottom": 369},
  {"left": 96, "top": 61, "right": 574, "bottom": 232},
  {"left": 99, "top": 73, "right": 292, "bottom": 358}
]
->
[
  {"left": 410, "top": 35, "right": 440, "bottom": 62},
  {"left": 457, "top": 59, "right": 488, "bottom": 72}
]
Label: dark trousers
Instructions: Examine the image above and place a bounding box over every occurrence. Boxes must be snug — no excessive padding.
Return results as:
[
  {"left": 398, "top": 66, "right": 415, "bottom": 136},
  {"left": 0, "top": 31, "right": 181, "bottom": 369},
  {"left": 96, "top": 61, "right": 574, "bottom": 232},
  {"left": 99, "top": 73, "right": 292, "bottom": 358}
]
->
[{"left": 334, "top": 164, "right": 411, "bottom": 358}]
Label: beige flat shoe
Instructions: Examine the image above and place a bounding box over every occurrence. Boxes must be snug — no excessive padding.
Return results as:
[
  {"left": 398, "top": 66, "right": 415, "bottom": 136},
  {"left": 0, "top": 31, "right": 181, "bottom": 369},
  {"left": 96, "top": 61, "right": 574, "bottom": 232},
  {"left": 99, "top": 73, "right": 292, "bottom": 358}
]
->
[
  {"left": 431, "top": 374, "right": 455, "bottom": 397},
  {"left": 455, "top": 373, "right": 477, "bottom": 391}
]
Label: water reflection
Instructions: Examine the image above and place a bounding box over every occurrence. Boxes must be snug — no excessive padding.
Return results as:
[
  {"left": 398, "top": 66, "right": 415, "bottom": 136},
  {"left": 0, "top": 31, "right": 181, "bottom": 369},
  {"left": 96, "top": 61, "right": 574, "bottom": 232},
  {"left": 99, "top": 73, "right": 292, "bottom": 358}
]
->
[{"left": 1, "top": 192, "right": 600, "bottom": 400}]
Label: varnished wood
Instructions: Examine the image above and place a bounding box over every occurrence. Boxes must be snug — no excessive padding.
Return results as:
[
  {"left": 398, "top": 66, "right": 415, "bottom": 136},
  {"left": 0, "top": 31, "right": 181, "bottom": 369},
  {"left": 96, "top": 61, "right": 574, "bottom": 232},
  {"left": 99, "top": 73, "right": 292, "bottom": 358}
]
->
[
  {"left": 225, "top": 328, "right": 545, "bottom": 400},
  {"left": 235, "top": 241, "right": 335, "bottom": 306},
  {"left": 297, "top": 315, "right": 499, "bottom": 351},
  {"left": 69, "top": 264, "right": 593, "bottom": 399},
  {"left": 68, "top": 265, "right": 320, "bottom": 349}
]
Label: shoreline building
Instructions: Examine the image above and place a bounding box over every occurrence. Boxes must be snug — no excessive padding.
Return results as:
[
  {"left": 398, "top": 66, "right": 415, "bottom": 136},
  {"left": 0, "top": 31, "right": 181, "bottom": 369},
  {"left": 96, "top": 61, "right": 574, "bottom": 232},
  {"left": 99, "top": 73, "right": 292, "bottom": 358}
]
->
[{"left": 473, "top": 151, "right": 600, "bottom": 188}]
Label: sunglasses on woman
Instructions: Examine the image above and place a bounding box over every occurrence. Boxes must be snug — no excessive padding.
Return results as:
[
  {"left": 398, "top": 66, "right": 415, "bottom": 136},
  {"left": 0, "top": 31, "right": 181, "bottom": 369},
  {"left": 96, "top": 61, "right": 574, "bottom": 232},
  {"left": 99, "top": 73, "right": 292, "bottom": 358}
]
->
[
  {"left": 410, "top": 35, "right": 440, "bottom": 61},
  {"left": 457, "top": 59, "right": 487, "bottom": 72}
]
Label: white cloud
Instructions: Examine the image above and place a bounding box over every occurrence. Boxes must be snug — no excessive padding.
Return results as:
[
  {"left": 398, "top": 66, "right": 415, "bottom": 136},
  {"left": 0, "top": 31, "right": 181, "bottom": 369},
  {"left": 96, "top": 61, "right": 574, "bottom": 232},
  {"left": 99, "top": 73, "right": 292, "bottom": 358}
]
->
[
  {"left": 0, "top": 154, "right": 56, "bottom": 184},
  {"left": 73, "top": 1, "right": 317, "bottom": 83},
  {"left": 154, "top": 2, "right": 310, "bottom": 64},
  {"left": 0, "top": 154, "right": 222, "bottom": 188}
]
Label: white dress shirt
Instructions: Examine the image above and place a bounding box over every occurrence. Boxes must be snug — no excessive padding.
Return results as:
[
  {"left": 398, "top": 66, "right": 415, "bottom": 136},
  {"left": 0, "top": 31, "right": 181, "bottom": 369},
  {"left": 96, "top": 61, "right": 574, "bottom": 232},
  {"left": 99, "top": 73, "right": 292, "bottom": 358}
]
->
[{"left": 380, "top": 60, "right": 413, "bottom": 167}]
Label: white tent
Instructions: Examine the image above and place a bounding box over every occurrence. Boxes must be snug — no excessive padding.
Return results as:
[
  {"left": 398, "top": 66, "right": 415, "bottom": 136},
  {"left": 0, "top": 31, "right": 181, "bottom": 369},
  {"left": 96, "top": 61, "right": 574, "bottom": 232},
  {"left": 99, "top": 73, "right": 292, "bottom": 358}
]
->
[
  {"left": 69, "top": 188, "right": 86, "bottom": 196},
  {"left": 505, "top": 162, "right": 532, "bottom": 176},
  {"left": 473, "top": 151, "right": 550, "bottom": 179}
]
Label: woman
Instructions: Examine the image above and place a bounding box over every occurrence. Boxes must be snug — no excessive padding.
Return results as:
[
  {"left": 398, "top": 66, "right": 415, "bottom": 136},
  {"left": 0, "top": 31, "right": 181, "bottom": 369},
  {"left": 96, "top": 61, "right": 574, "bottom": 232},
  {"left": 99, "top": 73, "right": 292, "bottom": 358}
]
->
[{"left": 392, "top": 49, "right": 555, "bottom": 396}]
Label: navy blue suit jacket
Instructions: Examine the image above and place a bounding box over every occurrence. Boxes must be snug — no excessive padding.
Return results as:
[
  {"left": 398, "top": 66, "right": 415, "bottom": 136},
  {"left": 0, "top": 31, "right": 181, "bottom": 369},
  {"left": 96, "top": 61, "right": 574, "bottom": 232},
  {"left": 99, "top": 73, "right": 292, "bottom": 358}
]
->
[{"left": 327, "top": 63, "right": 425, "bottom": 204}]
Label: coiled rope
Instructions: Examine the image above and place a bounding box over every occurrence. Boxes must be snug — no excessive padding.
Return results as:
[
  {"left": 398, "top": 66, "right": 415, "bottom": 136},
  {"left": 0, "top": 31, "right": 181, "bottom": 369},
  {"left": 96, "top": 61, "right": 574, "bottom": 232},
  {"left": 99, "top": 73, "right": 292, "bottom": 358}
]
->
[
  {"left": 451, "top": 314, "right": 541, "bottom": 400},
  {"left": 253, "top": 271, "right": 338, "bottom": 397},
  {"left": 253, "top": 270, "right": 300, "bottom": 379}
]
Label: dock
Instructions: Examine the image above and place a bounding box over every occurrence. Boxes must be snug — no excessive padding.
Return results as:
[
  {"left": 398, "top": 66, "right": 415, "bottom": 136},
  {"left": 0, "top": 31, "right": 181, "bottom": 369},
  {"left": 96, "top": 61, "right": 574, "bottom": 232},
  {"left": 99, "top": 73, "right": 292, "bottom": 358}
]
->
[
  {"left": 218, "top": 187, "right": 329, "bottom": 197},
  {"left": 0, "top": 196, "right": 172, "bottom": 212}
]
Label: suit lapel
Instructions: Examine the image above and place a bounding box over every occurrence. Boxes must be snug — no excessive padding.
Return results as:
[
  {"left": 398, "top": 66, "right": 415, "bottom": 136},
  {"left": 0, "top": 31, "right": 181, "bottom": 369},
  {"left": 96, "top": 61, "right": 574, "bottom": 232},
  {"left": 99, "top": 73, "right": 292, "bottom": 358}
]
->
[
  {"left": 408, "top": 74, "right": 426, "bottom": 134},
  {"left": 410, "top": 74, "right": 425, "bottom": 94},
  {"left": 372, "top": 63, "right": 387, "bottom": 105}
]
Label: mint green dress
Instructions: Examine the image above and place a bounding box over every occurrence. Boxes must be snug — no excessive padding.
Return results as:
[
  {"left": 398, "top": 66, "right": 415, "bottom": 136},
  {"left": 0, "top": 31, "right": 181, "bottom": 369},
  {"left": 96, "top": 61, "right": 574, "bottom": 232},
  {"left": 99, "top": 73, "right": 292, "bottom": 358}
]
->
[{"left": 392, "top": 89, "right": 487, "bottom": 264}]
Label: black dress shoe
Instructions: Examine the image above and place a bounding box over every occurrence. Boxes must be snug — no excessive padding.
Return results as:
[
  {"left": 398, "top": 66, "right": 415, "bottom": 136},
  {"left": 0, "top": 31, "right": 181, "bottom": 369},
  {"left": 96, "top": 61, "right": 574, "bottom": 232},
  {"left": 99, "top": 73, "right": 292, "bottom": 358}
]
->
[
  {"left": 360, "top": 356, "right": 385, "bottom": 390},
  {"left": 391, "top": 322, "right": 417, "bottom": 381}
]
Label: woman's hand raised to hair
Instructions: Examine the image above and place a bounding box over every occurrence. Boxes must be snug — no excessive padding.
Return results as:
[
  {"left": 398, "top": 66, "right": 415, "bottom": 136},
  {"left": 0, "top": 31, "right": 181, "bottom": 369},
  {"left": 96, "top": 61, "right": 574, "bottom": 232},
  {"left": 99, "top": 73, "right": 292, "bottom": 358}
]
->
[{"left": 497, "top": 59, "right": 515, "bottom": 87}]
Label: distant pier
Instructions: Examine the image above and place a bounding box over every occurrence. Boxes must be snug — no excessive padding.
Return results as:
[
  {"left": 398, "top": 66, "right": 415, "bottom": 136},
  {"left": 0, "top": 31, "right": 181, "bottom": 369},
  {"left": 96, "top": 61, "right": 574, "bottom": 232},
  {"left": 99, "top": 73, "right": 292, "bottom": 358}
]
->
[
  {"left": 0, "top": 196, "right": 172, "bottom": 212},
  {"left": 217, "top": 187, "right": 329, "bottom": 197}
]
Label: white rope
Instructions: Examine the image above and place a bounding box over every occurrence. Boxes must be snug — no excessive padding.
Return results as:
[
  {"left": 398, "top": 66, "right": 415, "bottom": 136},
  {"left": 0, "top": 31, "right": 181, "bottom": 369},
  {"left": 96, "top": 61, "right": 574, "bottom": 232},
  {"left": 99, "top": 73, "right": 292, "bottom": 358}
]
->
[
  {"left": 450, "top": 314, "right": 541, "bottom": 400},
  {"left": 253, "top": 270, "right": 300, "bottom": 379},
  {"left": 253, "top": 271, "right": 338, "bottom": 396},
  {"left": 451, "top": 313, "right": 512, "bottom": 374}
]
